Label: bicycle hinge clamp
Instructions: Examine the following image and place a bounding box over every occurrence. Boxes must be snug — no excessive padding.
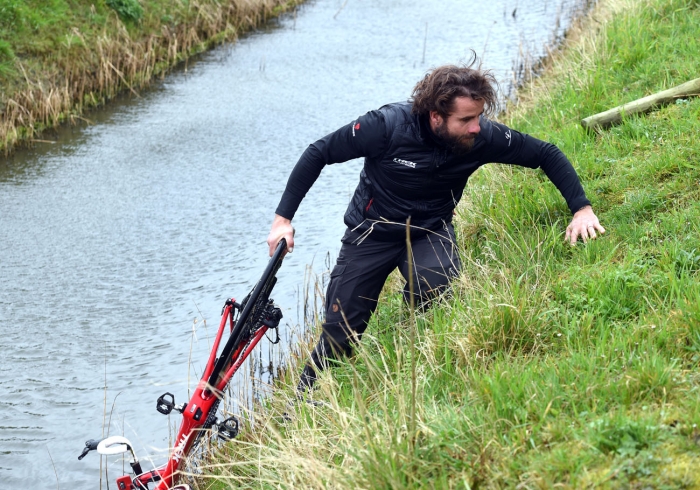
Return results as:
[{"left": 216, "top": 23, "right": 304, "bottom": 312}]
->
[{"left": 222, "top": 298, "right": 241, "bottom": 316}]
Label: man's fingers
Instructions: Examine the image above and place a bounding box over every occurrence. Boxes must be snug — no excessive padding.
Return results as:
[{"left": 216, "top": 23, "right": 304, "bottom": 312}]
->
[
  {"left": 580, "top": 228, "right": 589, "bottom": 244},
  {"left": 268, "top": 215, "right": 295, "bottom": 256},
  {"left": 565, "top": 226, "right": 575, "bottom": 245},
  {"left": 565, "top": 210, "right": 605, "bottom": 245},
  {"left": 269, "top": 236, "right": 293, "bottom": 257},
  {"left": 267, "top": 218, "right": 295, "bottom": 256},
  {"left": 267, "top": 235, "right": 285, "bottom": 256},
  {"left": 570, "top": 231, "right": 579, "bottom": 246},
  {"left": 278, "top": 233, "right": 294, "bottom": 256}
]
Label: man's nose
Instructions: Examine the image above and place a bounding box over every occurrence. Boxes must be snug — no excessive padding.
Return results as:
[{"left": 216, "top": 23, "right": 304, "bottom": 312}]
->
[{"left": 468, "top": 120, "right": 481, "bottom": 134}]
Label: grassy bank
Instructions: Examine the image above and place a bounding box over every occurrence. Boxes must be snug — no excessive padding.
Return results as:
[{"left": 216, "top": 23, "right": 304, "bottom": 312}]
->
[
  {"left": 0, "top": 0, "right": 302, "bottom": 154},
  {"left": 188, "top": 0, "right": 700, "bottom": 487}
]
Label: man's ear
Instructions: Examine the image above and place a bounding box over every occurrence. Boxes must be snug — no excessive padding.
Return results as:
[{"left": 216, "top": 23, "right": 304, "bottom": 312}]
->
[{"left": 429, "top": 110, "right": 443, "bottom": 128}]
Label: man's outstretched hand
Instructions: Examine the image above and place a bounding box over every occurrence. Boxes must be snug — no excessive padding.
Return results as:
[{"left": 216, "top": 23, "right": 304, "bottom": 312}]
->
[
  {"left": 267, "top": 214, "right": 295, "bottom": 257},
  {"left": 565, "top": 205, "right": 606, "bottom": 245}
]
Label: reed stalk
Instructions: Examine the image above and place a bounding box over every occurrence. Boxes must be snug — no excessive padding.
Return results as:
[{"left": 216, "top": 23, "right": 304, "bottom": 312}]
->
[{"left": 405, "top": 218, "right": 417, "bottom": 449}]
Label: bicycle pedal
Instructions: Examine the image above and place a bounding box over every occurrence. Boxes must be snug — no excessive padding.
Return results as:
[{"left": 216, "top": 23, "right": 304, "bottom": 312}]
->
[
  {"left": 156, "top": 392, "right": 175, "bottom": 415},
  {"left": 216, "top": 416, "right": 240, "bottom": 441}
]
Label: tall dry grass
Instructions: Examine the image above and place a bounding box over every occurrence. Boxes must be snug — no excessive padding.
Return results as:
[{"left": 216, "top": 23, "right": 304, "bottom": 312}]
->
[{"left": 0, "top": 0, "right": 304, "bottom": 154}]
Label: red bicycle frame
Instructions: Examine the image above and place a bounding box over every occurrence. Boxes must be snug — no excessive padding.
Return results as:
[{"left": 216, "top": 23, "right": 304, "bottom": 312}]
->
[{"left": 80, "top": 239, "right": 287, "bottom": 489}]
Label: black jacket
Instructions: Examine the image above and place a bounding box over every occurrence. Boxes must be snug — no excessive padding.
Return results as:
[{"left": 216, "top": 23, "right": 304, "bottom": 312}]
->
[{"left": 276, "top": 102, "right": 590, "bottom": 240}]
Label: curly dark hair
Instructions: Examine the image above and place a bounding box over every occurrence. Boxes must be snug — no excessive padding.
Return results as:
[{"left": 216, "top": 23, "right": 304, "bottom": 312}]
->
[{"left": 411, "top": 55, "right": 498, "bottom": 119}]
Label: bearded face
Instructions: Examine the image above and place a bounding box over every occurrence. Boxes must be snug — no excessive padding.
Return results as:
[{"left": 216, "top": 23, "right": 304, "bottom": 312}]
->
[
  {"left": 433, "top": 119, "right": 477, "bottom": 155},
  {"left": 429, "top": 96, "right": 484, "bottom": 155}
]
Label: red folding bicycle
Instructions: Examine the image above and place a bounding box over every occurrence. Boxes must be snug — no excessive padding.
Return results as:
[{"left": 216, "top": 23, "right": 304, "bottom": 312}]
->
[{"left": 78, "top": 239, "right": 288, "bottom": 489}]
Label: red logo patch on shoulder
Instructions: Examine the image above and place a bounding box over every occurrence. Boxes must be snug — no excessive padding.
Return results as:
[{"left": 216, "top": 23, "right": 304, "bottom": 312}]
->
[{"left": 355, "top": 123, "right": 361, "bottom": 130}]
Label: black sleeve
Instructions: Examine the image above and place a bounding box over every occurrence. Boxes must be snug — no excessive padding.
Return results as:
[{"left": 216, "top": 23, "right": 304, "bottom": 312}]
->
[
  {"left": 481, "top": 120, "right": 591, "bottom": 215},
  {"left": 274, "top": 110, "right": 387, "bottom": 220}
]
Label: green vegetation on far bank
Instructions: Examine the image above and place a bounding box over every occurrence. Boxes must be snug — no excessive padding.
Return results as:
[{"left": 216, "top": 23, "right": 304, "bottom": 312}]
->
[
  {"left": 0, "top": 0, "right": 303, "bottom": 154},
  {"left": 191, "top": 0, "right": 700, "bottom": 488}
]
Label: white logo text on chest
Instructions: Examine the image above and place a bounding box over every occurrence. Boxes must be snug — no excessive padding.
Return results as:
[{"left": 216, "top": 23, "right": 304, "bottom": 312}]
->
[{"left": 393, "top": 158, "right": 417, "bottom": 168}]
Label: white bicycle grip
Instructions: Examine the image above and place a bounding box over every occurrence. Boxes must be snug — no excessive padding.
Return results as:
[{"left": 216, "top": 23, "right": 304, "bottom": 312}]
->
[{"left": 97, "top": 436, "right": 133, "bottom": 455}]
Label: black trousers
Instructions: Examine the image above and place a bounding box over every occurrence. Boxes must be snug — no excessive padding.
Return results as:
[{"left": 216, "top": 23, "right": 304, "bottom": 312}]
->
[{"left": 299, "top": 223, "right": 460, "bottom": 390}]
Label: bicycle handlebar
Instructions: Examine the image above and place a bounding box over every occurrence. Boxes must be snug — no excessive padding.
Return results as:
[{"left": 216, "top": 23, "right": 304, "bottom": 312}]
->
[{"left": 97, "top": 436, "right": 134, "bottom": 456}]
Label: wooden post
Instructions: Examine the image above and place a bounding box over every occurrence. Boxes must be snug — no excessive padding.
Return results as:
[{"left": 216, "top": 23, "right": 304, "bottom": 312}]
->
[{"left": 581, "top": 77, "right": 700, "bottom": 130}]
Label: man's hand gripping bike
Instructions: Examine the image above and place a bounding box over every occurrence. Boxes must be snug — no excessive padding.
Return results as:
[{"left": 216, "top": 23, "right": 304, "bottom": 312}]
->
[{"left": 78, "top": 239, "right": 288, "bottom": 489}]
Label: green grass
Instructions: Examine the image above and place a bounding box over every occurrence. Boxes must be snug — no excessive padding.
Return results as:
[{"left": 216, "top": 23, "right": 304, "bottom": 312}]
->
[
  {"left": 0, "top": 0, "right": 303, "bottom": 152},
  {"left": 1, "top": 0, "right": 156, "bottom": 94},
  {"left": 188, "top": 0, "right": 700, "bottom": 488}
]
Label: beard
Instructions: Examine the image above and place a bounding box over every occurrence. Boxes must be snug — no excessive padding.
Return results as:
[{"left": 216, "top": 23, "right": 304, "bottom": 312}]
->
[{"left": 433, "top": 121, "right": 476, "bottom": 155}]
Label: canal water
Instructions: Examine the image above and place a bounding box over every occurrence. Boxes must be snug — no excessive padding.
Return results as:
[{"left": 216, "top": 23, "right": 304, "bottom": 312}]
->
[{"left": 0, "top": 0, "right": 591, "bottom": 486}]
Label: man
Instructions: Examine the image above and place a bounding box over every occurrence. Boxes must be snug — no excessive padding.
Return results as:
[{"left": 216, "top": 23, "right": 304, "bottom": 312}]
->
[{"left": 267, "top": 63, "right": 605, "bottom": 392}]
